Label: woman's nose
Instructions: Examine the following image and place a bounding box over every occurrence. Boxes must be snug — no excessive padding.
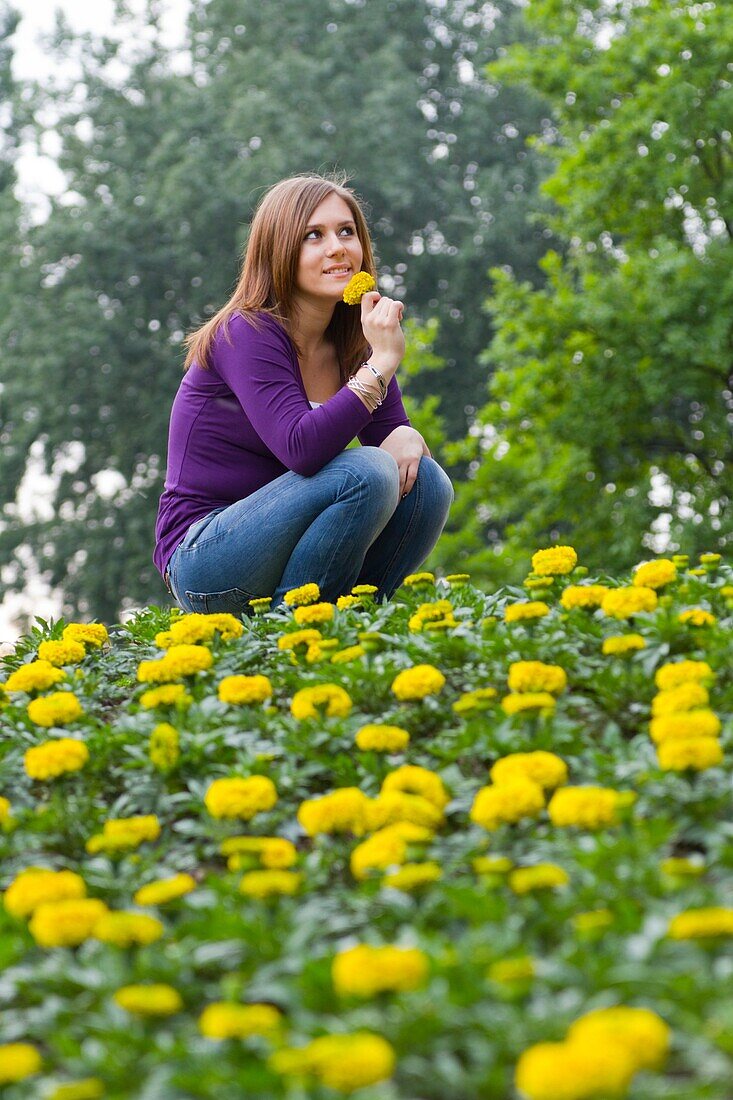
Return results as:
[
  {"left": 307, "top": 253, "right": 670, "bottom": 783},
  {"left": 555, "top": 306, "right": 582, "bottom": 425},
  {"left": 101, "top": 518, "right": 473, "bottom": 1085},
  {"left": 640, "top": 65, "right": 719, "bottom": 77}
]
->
[{"left": 325, "top": 233, "right": 344, "bottom": 254}]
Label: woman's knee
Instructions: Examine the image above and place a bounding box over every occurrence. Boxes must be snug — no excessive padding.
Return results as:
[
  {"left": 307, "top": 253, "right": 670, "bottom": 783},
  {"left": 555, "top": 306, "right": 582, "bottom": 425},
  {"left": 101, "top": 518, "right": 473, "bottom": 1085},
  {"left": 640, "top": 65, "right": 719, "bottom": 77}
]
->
[
  {"left": 336, "top": 446, "right": 400, "bottom": 499},
  {"left": 417, "top": 456, "right": 454, "bottom": 512}
]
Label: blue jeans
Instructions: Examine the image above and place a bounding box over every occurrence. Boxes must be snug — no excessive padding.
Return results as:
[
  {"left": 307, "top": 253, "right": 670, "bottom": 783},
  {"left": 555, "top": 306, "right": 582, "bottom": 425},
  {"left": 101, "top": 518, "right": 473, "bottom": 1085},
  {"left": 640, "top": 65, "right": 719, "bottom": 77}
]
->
[{"left": 166, "top": 447, "right": 453, "bottom": 614}]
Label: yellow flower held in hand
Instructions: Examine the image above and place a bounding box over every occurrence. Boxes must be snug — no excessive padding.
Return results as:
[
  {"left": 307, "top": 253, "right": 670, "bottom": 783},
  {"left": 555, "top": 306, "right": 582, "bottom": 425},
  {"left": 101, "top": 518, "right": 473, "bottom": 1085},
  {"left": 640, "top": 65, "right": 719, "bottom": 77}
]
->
[{"left": 342, "top": 270, "right": 376, "bottom": 304}]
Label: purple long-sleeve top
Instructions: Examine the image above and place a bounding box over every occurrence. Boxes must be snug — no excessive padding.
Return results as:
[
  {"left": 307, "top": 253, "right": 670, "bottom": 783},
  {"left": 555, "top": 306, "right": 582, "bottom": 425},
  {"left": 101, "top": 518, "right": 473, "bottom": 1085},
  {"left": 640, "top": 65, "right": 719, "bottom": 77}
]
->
[{"left": 153, "top": 311, "right": 411, "bottom": 574}]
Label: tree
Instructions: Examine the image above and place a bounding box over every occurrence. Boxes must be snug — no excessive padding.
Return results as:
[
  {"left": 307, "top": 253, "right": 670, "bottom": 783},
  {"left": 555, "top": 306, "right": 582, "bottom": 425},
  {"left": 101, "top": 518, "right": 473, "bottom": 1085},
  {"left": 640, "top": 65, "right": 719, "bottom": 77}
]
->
[
  {"left": 1, "top": 0, "right": 550, "bottom": 619},
  {"left": 436, "top": 0, "right": 733, "bottom": 583}
]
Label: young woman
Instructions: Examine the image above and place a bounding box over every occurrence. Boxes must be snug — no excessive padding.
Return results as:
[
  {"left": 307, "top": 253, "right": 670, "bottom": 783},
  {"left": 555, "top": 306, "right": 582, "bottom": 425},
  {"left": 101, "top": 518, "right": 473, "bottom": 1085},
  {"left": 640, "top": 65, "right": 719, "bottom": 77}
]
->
[{"left": 154, "top": 173, "right": 453, "bottom": 614}]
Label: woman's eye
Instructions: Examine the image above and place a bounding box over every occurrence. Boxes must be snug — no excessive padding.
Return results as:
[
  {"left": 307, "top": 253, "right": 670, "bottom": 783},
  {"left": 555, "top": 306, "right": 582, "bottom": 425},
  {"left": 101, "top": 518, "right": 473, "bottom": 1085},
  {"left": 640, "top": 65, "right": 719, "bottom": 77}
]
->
[
  {"left": 304, "top": 230, "right": 321, "bottom": 240},
  {"left": 339, "top": 226, "right": 355, "bottom": 236}
]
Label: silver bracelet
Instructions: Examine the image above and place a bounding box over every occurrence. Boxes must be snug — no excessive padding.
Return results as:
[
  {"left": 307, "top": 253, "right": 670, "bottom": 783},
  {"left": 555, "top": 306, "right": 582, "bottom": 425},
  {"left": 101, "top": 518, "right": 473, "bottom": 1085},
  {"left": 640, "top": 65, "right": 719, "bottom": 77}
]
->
[
  {"left": 347, "top": 376, "right": 382, "bottom": 411},
  {"left": 360, "top": 362, "right": 387, "bottom": 398}
]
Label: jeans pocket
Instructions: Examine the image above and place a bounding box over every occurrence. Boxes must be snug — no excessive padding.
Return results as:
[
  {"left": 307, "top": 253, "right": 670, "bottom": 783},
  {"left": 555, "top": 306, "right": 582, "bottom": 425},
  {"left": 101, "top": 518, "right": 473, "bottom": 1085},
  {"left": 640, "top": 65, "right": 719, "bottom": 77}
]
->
[{"left": 183, "top": 587, "right": 255, "bottom": 615}]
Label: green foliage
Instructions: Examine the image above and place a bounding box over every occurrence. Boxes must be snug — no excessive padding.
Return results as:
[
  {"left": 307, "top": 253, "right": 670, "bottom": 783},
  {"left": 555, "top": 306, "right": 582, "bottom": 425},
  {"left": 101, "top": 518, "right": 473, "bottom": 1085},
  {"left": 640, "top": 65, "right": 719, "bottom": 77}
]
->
[
  {"left": 439, "top": 0, "right": 733, "bottom": 584},
  {"left": 0, "top": 553, "right": 731, "bottom": 1097}
]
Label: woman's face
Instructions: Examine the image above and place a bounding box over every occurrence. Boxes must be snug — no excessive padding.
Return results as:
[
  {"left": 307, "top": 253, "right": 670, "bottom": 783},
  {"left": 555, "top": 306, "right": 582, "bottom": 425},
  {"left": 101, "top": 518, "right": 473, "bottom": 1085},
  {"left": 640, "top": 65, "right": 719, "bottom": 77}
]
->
[{"left": 295, "top": 192, "right": 364, "bottom": 305}]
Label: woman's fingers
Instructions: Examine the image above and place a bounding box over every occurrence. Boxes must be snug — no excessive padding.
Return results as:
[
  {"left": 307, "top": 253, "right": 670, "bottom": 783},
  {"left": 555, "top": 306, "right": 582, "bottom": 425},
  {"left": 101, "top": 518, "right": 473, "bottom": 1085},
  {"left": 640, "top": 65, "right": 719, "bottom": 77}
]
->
[
  {"left": 360, "top": 291, "right": 381, "bottom": 318},
  {"left": 401, "top": 457, "right": 421, "bottom": 498}
]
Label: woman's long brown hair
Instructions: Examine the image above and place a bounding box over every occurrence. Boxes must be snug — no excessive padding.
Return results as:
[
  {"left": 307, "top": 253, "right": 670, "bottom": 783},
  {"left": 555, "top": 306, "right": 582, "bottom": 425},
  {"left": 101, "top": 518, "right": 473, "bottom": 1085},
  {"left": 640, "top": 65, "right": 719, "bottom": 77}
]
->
[{"left": 182, "top": 174, "right": 376, "bottom": 381}]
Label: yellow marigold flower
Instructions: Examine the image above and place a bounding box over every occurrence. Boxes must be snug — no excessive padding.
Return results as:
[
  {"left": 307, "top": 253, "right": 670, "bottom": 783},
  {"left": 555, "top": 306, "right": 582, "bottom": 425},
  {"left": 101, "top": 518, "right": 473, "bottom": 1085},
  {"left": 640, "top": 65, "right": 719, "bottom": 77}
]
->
[
  {"left": 470, "top": 780, "right": 544, "bottom": 831},
  {"left": 291, "top": 683, "right": 352, "bottom": 719},
  {"left": 29, "top": 898, "right": 108, "bottom": 947},
  {"left": 114, "top": 984, "right": 182, "bottom": 1015},
  {"left": 342, "top": 270, "right": 376, "bottom": 304},
  {"left": 524, "top": 575, "right": 554, "bottom": 591},
  {"left": 531, "top": 545, "right": 578, "bottom": 576},
  {"left": 0, "top": 796, "right": 12, "bottom": 828},
  {"left": 508, "top": 661, "right": 567, "bottom": 696},
  {"left": 350, "top": 829, "right": 407, "bottom": 880},
  {"left": 649, "top": 710, "right": 721, "bottom": 744},
  {"left": 657, "top": 737, "right": 723, "bottom": 771},
  {"left": 24, "top": 738, "right": 89, "bottom": 780},
  {"left": 491, "top": 751, "right": 568, "bottom": 791},
  {"left": 218, "top": 674, "right": 272, "bottom": 705},
  {"left": 27, "top": 691, "right": 83, "bottom": 728},
  {"left": 199, "top": 1002, "right": 282, "bottom": 1040},
  {"left": 336, "top": 595, "right": 360, "bottom": 610},
  {"left": 633, "top": 558, "right": 677, "bottom": 589},
  {"left": 355, "top": 724, "right": 410, "bottom": 752},
  {"left": 38, "top": 638, "right": 86, "bottom": 666},
  {"left": 298, "top": 787, "right": 368, "bottom": 836},
  {"left": 672, "top": 554, "right": 689, "bottom": 566},
  {"left": 162, "top": 613, "right": 243, "bottom": 646},
  {"left": 383, "top": 862, "right": 441, "bottom": 891},
  {"left": 4, "top": 660, "right": 66, "bottom": 694},
  {"left": 134, "top": 873, "right": 196, "bottom": 906},
  {"left": 63, "top": 622, "right": 109, "bottom": 647},
  {"left": 569, "top": 1006, "right": 671, "bottom": 1072},
  {"left": 221, "top": 836, "right": 297, "bottom": 870},
  {"left": 381, "top": 764, "right": 449, "bottom": 809},
  {"left": 700, "top": 552, "right": 722, "bottom": 565},
  {"left": 48, "top": 1079, "right": 105, "bottom": 1100},
  {"left": 137, "top": 643, "right": 213, "bottom": 683},
  {"left": 601, "top": 586, "right": 658, "bottom": 618},
  {"left": 515, "top": 1039, "right": 635, "bottom": 1100},
  {"left": 509, "top": 863, "right": 569, "bottom": 894},
  {"left": 293, "top": 601, "right": 334, "bottom": 625},
  {"left": 652, "top": 683, "right": 709, "bottom": 715},
  {"left": 687, "top": 567, "right": 707, "bottom": 576},
  {"left": 560, "top": 585, "right": 608, "bottom": 610},
  {"left": 452, "top": 687, "right": 497, "bottom": 713},
  {"left": 391, "top": 663, "right": 445, "bottom": 701},
  {"left": 333, "top": 944, "right": 428, "bottom": 997},
  {"left": 721, "top": 585, "right": 733, "bottom": 598},
  {"left": 155, "top": 630, "right": 175, "bottom": 648},
  {"left": 331, "top": 644, "right": 366, "bottom": 664},
  {"left": 678, "top": 608, "right": 716, "bottom": 627},
  {"left": 503, "top": 601, "right": 550, "bottom": 623},
  {"left": 283, "top": 582, "right": 320, "bottom": 606},
  {"left": 205, "top": 775, "right": 277, "bottom": 820},
  {"left": 654, "top": 659, "right": 715, "bottom": 690},
  {"left": 488, "top": 956, "right": 535, "bottom": 984},
  {"left": 4, "top": 868, "right": 86, "bottom": 919},
  {"left": 139, "top": 683, "right": 192, "bottom": 709},
  {"left": 0, "top": 1043, "right": 42, "bottom": 1085},
  {"left": 363, "top": 791, "right": 443, "bottom": 833},
  {"left": 86, "top": 815, "right": 160, "bottom": 855},
  {"left": 249, "top": 596, "right": 272, "bottom": 612},
  {"left": 277, "top": 628, "right": 322, "bottom": 652},
  {"left": 93, "top": 911, "right": 164, "bottom": 947},
  {"left": 548, "top": 786, "right": 623, "bottom": 829},
  {"left": 473, "top": 855, "right": 513, "bottom": 875},
  {"left": 444, "top": 573, "right": 470, "bottom": 584},
  {"left": 408, "top": 599, "right": 454, "bottom": 631},
  {"left": 572, "top": 909, "right": 613, "bottom": 934},
  {"left": 270, "top": 1031, "right": 395, "bottom": 1093},
  {"left": 660, "top": 856, "right": 705, "bottom": 878},
  {"left": 149, "top": 722, "right": 179, "bottom": 771},
  {"left": 501, "top": 692, "right": 556, "bottom": 715},
  {"left": 239, "top": 869, "right": 301, "bottom": 898},
  {"left": 668, "top": 907, "right": 733, "bottom": 939},
  {"left": 602, "top": 633, "right": 646, "bottom": 655},
  {"left": 402, "top": 571, "right": 434, "bottom": 587}
]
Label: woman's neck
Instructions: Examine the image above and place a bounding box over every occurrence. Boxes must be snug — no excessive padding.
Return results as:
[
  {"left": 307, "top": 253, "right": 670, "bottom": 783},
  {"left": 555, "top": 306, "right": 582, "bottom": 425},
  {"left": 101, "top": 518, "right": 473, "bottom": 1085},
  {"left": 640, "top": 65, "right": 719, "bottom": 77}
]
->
[{"left": 290, "top": 297, "right": 335, "bottom": 362}]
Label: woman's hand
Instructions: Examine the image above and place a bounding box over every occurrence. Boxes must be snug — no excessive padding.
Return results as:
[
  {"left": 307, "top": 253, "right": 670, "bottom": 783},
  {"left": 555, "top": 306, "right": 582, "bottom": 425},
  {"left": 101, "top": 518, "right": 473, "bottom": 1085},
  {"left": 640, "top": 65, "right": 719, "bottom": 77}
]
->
[
  {"left": 379, "top": 426, "right": 431, "bottom": 498},
  {"left": 360, "top": 291, "right": 405, "bottom": 372}
]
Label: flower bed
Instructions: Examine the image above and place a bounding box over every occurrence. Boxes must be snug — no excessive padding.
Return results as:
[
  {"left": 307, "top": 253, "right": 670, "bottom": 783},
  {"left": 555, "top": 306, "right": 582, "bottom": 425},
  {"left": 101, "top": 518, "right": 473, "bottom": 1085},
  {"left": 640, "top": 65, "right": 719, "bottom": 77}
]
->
[{"left": 0, "top": 551, "right": 731, "bottom": 1098}]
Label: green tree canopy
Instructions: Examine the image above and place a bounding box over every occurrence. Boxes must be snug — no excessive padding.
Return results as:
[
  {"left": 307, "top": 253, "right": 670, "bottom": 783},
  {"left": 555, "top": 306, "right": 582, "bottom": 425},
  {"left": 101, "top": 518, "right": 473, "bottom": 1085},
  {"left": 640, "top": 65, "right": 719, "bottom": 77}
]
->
[{"left": 437, "top": 0, "right": 733, "bottom": 583}]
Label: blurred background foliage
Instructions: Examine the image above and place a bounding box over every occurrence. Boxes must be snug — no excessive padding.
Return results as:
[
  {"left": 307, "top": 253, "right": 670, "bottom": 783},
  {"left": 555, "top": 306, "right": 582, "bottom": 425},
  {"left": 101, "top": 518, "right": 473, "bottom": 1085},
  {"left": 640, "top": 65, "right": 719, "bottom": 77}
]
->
[{"left": 0, "top": 0, "right": 730, "bottom": 623}]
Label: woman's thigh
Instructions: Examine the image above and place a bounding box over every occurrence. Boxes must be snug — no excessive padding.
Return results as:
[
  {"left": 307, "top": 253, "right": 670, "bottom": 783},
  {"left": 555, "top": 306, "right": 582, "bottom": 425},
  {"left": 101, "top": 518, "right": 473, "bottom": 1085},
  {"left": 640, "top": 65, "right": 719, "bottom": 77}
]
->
[{"left": 167, "top": 448, "right": 398, "bottom": 614}]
